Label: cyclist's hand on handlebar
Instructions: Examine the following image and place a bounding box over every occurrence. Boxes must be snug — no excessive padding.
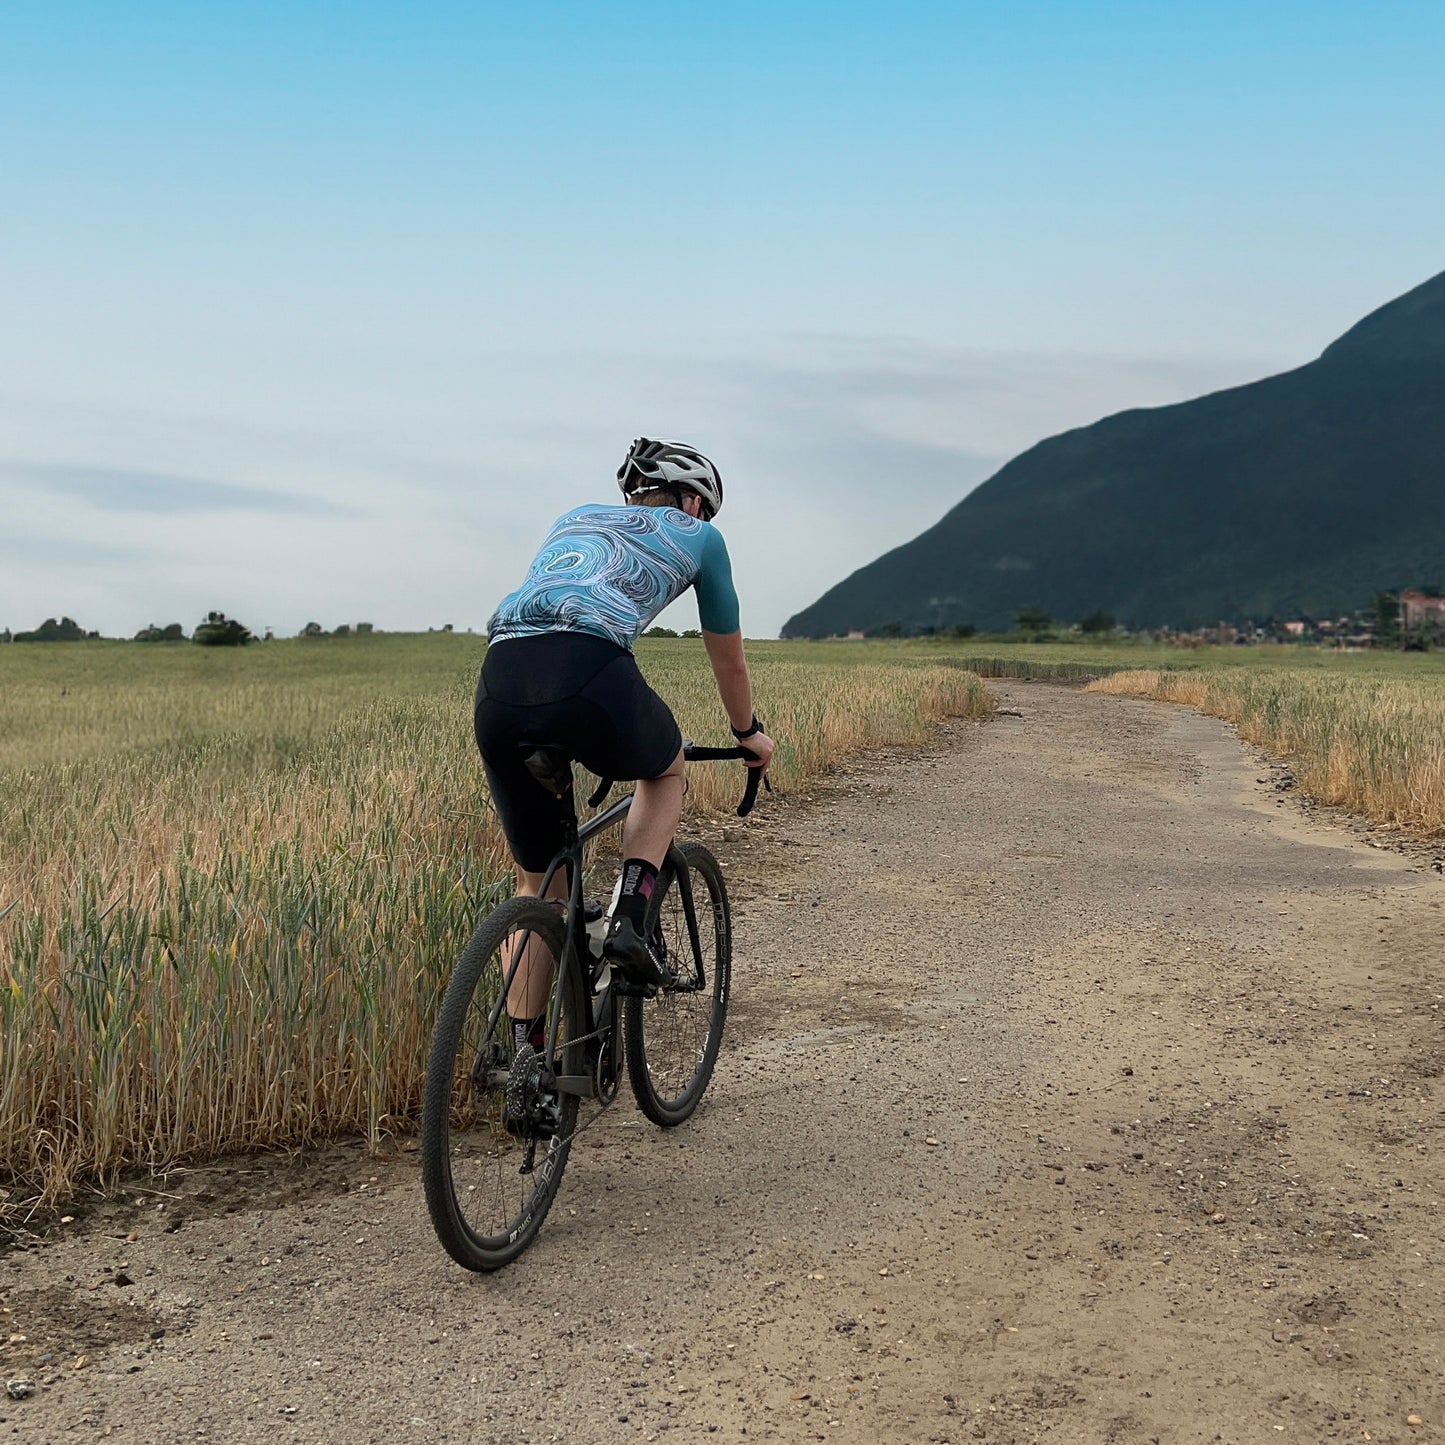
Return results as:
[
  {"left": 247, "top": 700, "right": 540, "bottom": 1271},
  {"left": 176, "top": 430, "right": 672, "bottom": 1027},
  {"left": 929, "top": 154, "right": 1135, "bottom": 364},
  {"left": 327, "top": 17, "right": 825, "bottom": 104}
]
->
[{"left": 740, "top": 730, "right": 775, "bottom": 771}]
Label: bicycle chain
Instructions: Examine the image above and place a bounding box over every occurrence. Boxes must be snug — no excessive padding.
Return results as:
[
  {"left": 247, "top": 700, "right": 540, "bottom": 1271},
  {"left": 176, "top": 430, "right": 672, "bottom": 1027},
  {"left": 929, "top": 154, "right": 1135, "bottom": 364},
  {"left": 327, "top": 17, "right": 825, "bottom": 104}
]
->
[{"left": 551, "top": 1068, "right": 621, "bottom": 1152}]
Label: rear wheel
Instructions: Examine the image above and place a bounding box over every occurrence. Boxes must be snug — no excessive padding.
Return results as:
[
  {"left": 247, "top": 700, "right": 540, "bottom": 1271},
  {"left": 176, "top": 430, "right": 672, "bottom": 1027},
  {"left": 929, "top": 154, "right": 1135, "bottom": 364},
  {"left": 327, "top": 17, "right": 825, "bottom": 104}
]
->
[
  {"left": 625, "top": 842, "right": 731, "bottom": 1127},
  {"left": 421, "top": 896, "right": 584, "bottom": 1271}
]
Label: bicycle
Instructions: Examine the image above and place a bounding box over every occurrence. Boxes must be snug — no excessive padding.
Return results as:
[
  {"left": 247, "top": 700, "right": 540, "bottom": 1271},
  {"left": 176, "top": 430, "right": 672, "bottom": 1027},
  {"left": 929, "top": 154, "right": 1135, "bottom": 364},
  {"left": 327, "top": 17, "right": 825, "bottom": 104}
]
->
[{"left": 421, "top": 740, "right": 766, "bottom": 1271}]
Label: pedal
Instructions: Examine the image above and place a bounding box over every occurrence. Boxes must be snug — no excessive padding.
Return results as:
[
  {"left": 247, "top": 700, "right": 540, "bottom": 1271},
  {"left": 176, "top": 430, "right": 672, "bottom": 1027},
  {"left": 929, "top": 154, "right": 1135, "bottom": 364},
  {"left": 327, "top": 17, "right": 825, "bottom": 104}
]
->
[{"left": 612, "top": 973, "right": 660, "bottom": 1000}]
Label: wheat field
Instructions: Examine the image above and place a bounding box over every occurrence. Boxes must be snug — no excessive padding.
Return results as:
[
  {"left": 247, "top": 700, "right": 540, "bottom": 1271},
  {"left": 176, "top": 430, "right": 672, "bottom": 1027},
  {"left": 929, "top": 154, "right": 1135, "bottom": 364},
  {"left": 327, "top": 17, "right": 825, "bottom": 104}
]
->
[{"left": 0, "top": 635, "right": 991, "bottom": 1213}]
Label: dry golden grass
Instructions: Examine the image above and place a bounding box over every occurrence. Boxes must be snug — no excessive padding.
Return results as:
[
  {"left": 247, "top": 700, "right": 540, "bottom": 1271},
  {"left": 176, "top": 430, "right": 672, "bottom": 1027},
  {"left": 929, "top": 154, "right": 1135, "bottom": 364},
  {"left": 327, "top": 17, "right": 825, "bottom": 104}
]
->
[
  {"left": 0, "top": 637, "right": 990, "bottom": 1212},
  {"left": 1088, "top": 668, "right": 1445, "bottom": 836}
]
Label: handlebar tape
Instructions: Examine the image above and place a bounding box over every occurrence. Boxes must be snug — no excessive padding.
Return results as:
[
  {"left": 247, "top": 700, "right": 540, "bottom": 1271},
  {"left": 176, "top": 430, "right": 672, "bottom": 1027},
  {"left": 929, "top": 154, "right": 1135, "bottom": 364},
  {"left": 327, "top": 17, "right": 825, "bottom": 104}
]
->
[
  {"left": 683, "top": 743, "right": 767, "bottom": 817},
  {"left": 586, "top": 745, "right": 769, "bottom": 816}
]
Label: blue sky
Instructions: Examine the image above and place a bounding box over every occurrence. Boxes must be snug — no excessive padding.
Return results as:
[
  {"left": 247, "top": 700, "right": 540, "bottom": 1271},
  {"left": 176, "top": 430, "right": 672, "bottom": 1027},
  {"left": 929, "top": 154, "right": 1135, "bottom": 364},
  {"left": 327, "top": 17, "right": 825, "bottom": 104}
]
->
[{"left": 2, "top": 2, "right": 1442, "bottom": 638}]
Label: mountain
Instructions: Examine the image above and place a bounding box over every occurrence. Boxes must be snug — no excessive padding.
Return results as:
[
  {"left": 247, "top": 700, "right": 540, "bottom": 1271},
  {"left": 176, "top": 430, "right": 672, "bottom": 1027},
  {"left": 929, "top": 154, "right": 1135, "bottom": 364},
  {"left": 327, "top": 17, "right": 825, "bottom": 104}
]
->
[{"left": 782, "top": 269, "right": 1445, "bottom": 636}]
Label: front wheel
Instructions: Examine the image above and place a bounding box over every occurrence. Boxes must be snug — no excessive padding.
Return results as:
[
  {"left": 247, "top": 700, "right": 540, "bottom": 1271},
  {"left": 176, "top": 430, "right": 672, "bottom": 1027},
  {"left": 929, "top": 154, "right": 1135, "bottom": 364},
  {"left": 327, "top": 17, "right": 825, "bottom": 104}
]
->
[
  {"left": 625, "top": 842, "right": 731, "bottom": 1127},
  {"left": 421, "top": 896, "right": 584, "bottom": 1271}
]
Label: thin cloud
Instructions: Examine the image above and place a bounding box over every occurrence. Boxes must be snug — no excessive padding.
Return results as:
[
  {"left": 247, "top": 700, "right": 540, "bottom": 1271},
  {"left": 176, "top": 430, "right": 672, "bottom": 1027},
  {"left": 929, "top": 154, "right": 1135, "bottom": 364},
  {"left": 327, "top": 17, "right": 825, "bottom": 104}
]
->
[
  {"left": 0, "top": 534, "right": 145, "bottom": 566},
  {"left": 0, "top": 336, "right": 1269, "bottom": 639},
  {"left": 0, "top": 462, "right": 356, "bottom": 517}
]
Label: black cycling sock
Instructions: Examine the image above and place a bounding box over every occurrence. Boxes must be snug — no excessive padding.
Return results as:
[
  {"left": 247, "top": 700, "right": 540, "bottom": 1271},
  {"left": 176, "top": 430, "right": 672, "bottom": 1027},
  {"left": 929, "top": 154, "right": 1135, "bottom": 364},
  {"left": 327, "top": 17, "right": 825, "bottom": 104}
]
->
[
  {"left": 511, "top": 1015, "right": 546, "bottom": 1052},
  {"left": 615, "top": 858, "right": 659, "bottom": 930}
]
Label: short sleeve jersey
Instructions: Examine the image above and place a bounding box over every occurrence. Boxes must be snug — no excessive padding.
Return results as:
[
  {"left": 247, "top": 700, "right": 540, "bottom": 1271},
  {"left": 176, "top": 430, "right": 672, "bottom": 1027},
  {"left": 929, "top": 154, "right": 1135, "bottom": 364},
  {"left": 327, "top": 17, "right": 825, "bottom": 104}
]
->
[{"left": 487, "top": 503, "right": 741, "bottom": 650}]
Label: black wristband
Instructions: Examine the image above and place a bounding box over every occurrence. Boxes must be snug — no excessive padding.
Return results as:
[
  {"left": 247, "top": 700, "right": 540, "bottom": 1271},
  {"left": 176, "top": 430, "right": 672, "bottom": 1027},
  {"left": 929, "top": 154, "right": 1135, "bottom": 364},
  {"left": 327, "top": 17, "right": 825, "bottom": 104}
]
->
[{"left": 731, "top": 715, "right": 763, "bottom": 740}]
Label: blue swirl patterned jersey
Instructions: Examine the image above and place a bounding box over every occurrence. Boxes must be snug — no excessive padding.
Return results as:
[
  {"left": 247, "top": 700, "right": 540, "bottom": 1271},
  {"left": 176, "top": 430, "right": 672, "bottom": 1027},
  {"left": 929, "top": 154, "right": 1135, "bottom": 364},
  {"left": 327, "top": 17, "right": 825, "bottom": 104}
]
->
[{"left": 487, "top": 504, "right": 741, "bottom": 650}]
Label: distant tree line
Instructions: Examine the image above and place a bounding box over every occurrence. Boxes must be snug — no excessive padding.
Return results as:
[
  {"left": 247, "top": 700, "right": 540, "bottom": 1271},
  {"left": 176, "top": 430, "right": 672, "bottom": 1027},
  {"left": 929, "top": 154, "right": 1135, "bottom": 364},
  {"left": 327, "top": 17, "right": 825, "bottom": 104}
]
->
[
  {"left": 5, "top": 617, "right": 100, "bottom": 643},
  {"left": 192, "top": 611, "right": 252, "bottom": 646},
  {"left": 1, "top": 612, "right": 381, "bottom": 645},
  {"left": 849, "top": 589, "right": 1445, "bottom": 648},
  {"left": 300, "top": 621, "right": 376, "bottom": 638},
  {"left": 857, "top": 605, "right": 1111, "bottom": 642}
]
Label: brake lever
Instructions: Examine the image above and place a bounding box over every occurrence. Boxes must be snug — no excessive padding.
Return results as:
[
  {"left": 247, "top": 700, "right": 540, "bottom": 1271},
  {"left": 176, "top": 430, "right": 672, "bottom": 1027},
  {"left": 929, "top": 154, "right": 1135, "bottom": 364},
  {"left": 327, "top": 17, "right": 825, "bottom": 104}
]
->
[
  {"left": 738, "top": 764, "right": 763, "bottom": 817},
  {"left": 736, "top": 743, "right": 772, "bottom": 817}
]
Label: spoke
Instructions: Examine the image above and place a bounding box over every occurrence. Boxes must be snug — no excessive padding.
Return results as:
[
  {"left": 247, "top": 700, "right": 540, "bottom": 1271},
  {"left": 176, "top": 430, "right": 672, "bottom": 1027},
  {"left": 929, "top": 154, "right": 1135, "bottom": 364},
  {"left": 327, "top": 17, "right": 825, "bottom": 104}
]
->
[
  {"left": 443, "top": 919, "right": 577, "bottom": 1247},
  {"left": 641, "top": 861, "right": 720, "bottom": 1104}
]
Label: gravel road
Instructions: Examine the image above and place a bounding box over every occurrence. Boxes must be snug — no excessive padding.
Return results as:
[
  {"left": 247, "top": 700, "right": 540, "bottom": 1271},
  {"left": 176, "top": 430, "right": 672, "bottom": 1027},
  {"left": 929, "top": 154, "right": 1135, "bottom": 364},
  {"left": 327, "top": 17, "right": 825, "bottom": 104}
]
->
[{"left": 5, "top": 682, "right": 1443, "bottom": 1444}]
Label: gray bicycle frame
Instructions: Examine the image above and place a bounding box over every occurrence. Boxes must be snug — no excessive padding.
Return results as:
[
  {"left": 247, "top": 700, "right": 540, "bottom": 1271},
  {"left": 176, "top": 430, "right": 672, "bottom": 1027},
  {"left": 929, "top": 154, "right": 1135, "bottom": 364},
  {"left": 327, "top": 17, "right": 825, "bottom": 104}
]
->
[{"left": 483, "top": 787, "right": 707, "bottom": 1099}]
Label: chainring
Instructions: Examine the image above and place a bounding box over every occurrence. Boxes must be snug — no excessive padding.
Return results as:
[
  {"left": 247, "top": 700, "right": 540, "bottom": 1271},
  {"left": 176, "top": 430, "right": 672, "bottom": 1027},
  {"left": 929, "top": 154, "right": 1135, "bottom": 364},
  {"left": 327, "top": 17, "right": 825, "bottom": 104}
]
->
[{"left": 592, "top": 993, "right": 623, "bottom": 1104}]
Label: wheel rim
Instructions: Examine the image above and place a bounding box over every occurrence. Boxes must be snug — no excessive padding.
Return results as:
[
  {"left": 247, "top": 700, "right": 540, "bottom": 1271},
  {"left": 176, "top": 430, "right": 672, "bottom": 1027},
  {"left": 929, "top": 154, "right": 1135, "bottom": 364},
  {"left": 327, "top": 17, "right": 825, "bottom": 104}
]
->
[
  {"left": 639, "top": 862, "right": 724, "bottom": 1108},
  {"left": 440, "top": 923, "right": 577, "bottom": 1252}
]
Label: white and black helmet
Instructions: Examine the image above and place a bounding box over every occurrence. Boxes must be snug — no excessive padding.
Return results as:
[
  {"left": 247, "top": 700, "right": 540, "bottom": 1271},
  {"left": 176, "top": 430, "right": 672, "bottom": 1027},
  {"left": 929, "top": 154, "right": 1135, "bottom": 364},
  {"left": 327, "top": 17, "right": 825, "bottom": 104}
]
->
[{"left": 617, "top": 437, "right": 723, "bottom": 519}]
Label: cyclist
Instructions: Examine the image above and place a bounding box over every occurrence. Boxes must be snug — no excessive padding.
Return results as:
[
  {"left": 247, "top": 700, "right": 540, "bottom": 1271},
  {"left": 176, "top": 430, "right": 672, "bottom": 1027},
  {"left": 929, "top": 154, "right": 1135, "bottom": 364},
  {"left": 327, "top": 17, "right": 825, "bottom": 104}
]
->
[{"left": 476, "top": 438, "right": 776, "bottom": 1048}]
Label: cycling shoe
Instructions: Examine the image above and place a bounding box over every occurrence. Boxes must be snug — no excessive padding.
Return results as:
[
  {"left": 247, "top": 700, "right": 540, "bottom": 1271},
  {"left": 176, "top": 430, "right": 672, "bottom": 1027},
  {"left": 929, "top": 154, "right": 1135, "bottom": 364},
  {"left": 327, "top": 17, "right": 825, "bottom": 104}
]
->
[{"left": 603, "top": 915, "right": 673, "bottom": 992}]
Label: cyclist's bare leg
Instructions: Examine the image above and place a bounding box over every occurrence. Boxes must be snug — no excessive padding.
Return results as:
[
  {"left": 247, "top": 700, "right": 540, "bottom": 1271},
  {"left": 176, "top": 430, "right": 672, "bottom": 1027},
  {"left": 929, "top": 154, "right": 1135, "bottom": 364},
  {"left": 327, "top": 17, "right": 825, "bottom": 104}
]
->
[
  {"left": 603, "top": 746, "right": 687, "bottom": 985},
  {"left": 621, "top": 745, "right": 686, "bottom": 868},
  {"left": 507, "top": 866, "right": 567, "bottom": 1020}
]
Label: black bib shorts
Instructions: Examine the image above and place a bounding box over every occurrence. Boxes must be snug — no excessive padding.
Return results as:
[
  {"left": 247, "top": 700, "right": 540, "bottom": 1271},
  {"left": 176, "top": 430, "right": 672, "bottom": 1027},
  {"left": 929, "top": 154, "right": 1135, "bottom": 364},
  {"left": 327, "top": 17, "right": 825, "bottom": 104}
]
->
[{"left": 473, "top": 632, "right": 683, "bottom": 871}]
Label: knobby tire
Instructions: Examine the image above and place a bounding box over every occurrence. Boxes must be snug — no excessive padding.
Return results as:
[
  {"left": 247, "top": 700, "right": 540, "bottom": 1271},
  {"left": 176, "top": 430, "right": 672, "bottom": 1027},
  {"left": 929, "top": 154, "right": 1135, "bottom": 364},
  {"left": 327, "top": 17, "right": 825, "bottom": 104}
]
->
[
  {"left": 625, "top": 842, "right": 732, "bottom": 1127},
  {"left": 421, "top": 896, "right": 584, "bottom": 1271}
]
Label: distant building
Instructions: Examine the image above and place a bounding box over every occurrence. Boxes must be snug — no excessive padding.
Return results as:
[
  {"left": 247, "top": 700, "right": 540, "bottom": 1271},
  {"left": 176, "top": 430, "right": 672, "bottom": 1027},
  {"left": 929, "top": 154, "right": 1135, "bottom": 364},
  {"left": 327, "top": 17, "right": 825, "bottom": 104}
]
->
[{"left": 1399, "top": 590, "right": 1445, "bottom": 631}]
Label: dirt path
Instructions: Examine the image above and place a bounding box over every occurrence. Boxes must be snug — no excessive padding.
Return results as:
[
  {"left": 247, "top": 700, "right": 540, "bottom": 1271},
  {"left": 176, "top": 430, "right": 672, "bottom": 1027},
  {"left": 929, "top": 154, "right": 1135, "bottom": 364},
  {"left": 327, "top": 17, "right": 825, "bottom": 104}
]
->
[{"left": 5, "top": 683, "right": 1444, "bottom": 1445}]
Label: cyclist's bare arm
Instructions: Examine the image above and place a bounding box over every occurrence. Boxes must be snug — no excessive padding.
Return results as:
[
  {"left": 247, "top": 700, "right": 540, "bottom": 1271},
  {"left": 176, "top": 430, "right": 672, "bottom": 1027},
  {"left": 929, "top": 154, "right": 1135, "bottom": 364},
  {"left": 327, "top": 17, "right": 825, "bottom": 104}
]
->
[{"left": 702, "top": 629, "right": 776, "bottom": 771}]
